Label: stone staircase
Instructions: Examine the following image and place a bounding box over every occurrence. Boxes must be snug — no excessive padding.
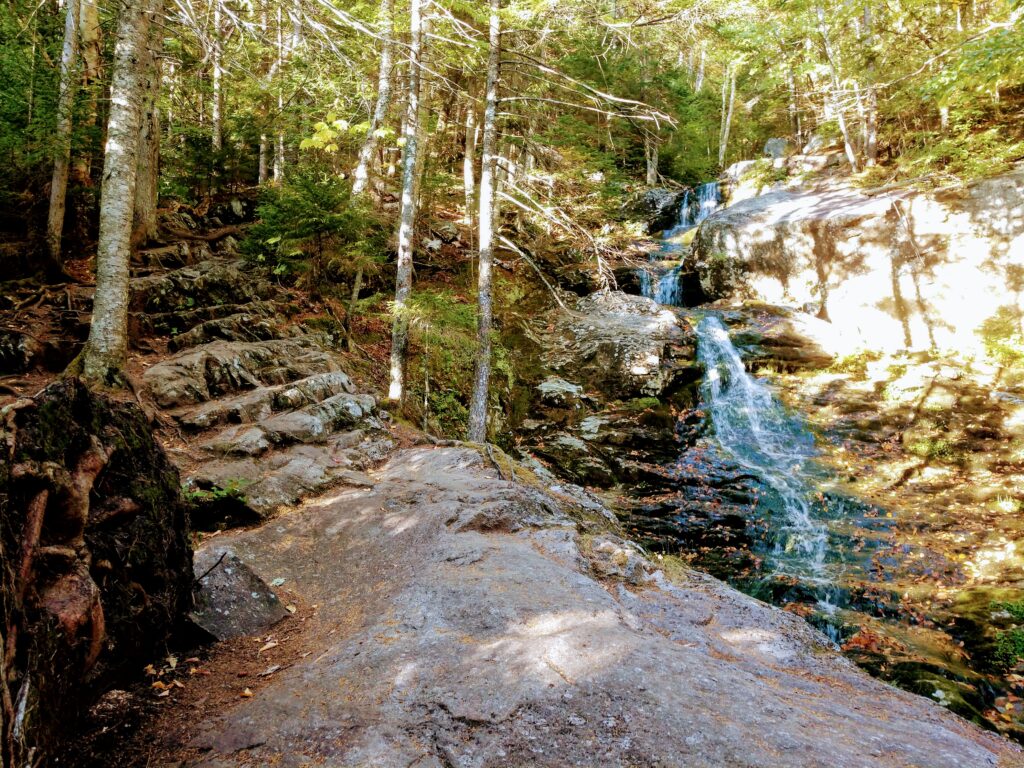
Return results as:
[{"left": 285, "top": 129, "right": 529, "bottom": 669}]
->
[{"left": 128, "top": 256, "right": 393, "bottom": 524}]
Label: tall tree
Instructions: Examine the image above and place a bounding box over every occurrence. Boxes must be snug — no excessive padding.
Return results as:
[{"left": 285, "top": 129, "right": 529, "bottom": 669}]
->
[
  {"left": 133, "top": 18, "right": 164, "bottom": 246},
  {"left": 45, "top": 0, "right": 82, "bottom": 274},
  {"left": 387, "top": 0, "right": 425, "bottom": 401},
  {"left": 352, "top": 0, "right": 395, "bottom": 196},
  {"left": 80, "top": 0, "right": 163, "bottom": 387},
  {"left": 467, "top": 0, "right": 501, "bottom": 442},
  {"left": 72, "top": 0, "right": 103, "bottom": 182}
]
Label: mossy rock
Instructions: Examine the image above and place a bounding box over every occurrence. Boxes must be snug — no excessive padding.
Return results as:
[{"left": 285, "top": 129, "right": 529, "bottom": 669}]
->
[{"left": 0, "top": 379, "right": 194, "bottom": 765}]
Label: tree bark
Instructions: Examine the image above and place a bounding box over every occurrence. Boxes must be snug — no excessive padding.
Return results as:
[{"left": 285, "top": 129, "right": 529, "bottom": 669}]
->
[
  {"left": 695, "top": 42, "right": 706, "bottom": 92},
  {"left": 211, "top": 1, "right": 224, "bottom": 153},
  {"left": 133, "top": 21, "right": 163, "bottom": 247},
  {"left": 81, "top": 0, "right": 162, "bottom": 388},
  {"left": 72, "top": 0, "right": 103, "bottom": 183},
  {"left": 644, "top": 133, "right": 658, "bottom": 185},
  {"left": 718, "top": 62, "right": 736, "bottom": 168},
  {"left": 387, "top": 0, "right": 425, "bottom": 402},
  {"left": 467, "top": 0, "right": 501, "bottom": 442},
  {"left": 463, "top": 102, "right": 476, "bottom": 228},
  {"left": 817, "top": 6, "right": 859, "bottom": 171},
  {"left": 352, "top": 0, "right": 394, "bottom": 196},
  {"left": 46, "top": 0, "right": 82, "bottom": 273}
]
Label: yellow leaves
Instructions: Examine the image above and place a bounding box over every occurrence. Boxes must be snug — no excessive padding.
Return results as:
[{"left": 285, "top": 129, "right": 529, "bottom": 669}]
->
[
  {"left": 258, "top": 640, "right": 279, "bottom": 654},
  {"left": 241, "top": 688, "right": 254, "bottom": 698}
]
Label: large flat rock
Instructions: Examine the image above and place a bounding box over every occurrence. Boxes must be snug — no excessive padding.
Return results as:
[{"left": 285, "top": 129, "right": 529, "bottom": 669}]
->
[
  {"left": 179, "top": 447, "right": 1021, "bottom": 767},
  {"left": 692, "top": 169, "right": 1024, "bottom": 354}
]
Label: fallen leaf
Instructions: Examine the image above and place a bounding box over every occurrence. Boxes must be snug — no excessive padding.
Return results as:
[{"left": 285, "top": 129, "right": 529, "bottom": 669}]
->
[
  {"left": 259, "top": 665, "right": 281, "bottom": 677},
  {"left": 241, "top": 688, "right": 254, "bottom": 698},
  {"left": 258, "top": 640, "right": 279, "bottom": 654},
  {"left": 285, "top": 604, "right": 297, "bottom": 614}
]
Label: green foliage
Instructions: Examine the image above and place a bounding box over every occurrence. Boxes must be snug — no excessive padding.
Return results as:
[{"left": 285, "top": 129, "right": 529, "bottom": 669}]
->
[
  {"left": 979, "top": 306, "right": 1024, "bottom": 366},
  {"left": 242, "top": 168, "right": 387, "bottom": 287},
  {"left": 993, "top": 627, "right": 1024, "bottom": 670},
  {"left": 743, "top": 158, "right": 791, "bottom": 192}
]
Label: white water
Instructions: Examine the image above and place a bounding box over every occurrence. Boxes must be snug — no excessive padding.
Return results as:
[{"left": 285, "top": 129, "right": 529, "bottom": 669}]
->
[
  {"left": 640, "top": 182, "right": 721, "bottom": 305},
  {"left": 694, "top": 315, "right": 835, "bottom": 600}
]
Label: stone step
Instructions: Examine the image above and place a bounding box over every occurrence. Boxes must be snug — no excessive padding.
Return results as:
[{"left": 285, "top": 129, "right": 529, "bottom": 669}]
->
[
  {"left": 186, "top": 429, "right": 394, "bottom": 520},
  {"left": 143, "top": 337, "right": 341, "bottom": 408},
  {"left": 198, "top": 392, "right": 377, "bottom": 457},
  {"left": 175, "top": 370, "right": 357, "bottom": 431},
  {"left": 129, "top": 259, "right": 279, "bottom": 316},
  {"left": 167, "top": 310, "right": 301, "bottom": 352}
]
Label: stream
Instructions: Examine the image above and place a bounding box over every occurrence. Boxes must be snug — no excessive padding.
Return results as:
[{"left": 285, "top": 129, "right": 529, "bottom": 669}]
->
[{"left": 629, "top": 185, "right": 1024, "bottom": 739}]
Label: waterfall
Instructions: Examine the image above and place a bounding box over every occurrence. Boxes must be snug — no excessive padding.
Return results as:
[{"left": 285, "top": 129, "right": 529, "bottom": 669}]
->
[
  {"left": 694, "top": 315, "right": 835, "bottom": 601},
  {"left": 640, "top": 182, "right": 722, "bottom": 306}
]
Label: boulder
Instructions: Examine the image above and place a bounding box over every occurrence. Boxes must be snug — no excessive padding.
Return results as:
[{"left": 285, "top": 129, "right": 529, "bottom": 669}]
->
[
  {"left": 764, "top": 137, "right": 793, "bottom": 159},
  {"left": 143, "top": 337, "right": 340, "bottom": 408},
  {"left": 548, "top": 291, "right": 699, "bottom": 399},
  {"left": 636, "top": 187, "right": 689, "bottom": 234},
  {"left": 691, "top": 169, "right": 1024, "bottom": 354},
  {"left": 191, "top": 548, "right": 288, "bottom": 640},
  {"left": 0, "top": 380, "right": 192, "bottom": 765}
]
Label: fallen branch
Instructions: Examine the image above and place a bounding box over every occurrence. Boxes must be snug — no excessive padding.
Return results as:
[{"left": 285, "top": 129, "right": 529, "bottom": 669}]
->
[{"left": 161, "top": 224, "right": 245, "bottom": 242}]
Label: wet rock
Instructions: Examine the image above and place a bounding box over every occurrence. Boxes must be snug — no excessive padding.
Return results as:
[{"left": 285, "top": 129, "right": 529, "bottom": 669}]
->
[
  {"left": 0, "top": 379, "right": 192, "bottom": 765},
  {"left": 143, "top": 338, "right": 340, "bottom": 408},
  {"left": 635, "top": 187, "right": 689, "bottom": 234},
  {"left": 191, "top": 548, "right": 288, "bottom": 640},
  {"left": 548, "top": 291, "right": 698, "bottom": 399},
  {"left": 536, "top": 377, "right": 585, "bottom": 408}
]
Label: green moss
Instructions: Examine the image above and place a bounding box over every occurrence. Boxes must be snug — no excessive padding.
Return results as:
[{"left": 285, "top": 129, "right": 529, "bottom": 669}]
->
[
  {"left": 828, "top": 349, "right": 883, "bottom": 379},
  {"left": 624, "top": 397, "right": 662, "bottom": 412},
  {"left": 993, "top": 627, "right": 1024, "bottom": 669}
]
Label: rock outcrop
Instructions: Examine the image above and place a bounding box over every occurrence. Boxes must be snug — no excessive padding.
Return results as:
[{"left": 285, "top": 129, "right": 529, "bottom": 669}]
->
[
  {"left": 691, "top": 168, "right": 1024, "bottom": 354},
  {"left": 0, "top": 380, "right": 193, "bottom": 765},
  {"left": 177, "top": 447, "right": 1021, "bottom": 767}
]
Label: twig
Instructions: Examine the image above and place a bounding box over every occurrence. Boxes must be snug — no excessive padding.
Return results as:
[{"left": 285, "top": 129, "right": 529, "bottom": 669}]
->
[{"left": 194, "top": 551, "right": 228, "bottom": 585}]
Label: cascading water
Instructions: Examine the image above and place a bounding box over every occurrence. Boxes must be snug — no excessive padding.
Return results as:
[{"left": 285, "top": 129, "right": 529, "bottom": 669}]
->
[
  {"left": 694, "top": 315, "right": 838, "bottom": 606},
  {"left": 640, "top": 182, "right": 721, "bottom": 305}
]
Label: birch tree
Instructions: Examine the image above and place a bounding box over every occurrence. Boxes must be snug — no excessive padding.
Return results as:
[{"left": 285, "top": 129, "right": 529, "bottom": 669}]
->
[
  {"left": 80, "top": 0, "right": 163, "bottom": 387},
  {"left": 352, "top": 0, "right": 394, "bottom": 196},
  {"left": 467, "top": 0, "right": 501, "bottom": 442},
  {"left": 133, "top": 19, "right": 164, "bottom": 245},
  {"left": 45, "top": 0, "right": 82, "bottom": 273},
  {"left": 387, "top": 0, "right": 425, "bottom": 401}
]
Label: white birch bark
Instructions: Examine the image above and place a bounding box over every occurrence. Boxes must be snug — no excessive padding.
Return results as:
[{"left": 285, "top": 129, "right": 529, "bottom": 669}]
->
[
  {"left": 387, "top": 0, "right": 425, "bottom": 401},
  {"left": 467, "top": 0, "right": 501, "bottom": 442},
  {"left": 211, "top": 1, "right": 224, "bottom": 152},
  {"left": 352, "top": 0, "right": 394, "bottom": 196},
  {"left": 46, "top": 0, "right": 82, "bottom": 271},
  {"left": 463, "top": 103, "right": 476, "bottom": 227},
  {"left": 718, "top": 63, "right": 736, "bottom": 167},
  {"left": 81, "top": 0, "right": 162, "bottom": 387}
]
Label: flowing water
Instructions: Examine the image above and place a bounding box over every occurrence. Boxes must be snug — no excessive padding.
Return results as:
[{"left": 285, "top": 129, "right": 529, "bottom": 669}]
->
[
  {"left": 639, "top": 182, "right": 721, "bottom": 306},
  {"left": 695, "top": 315, "right": 838, "bottom": 607}
]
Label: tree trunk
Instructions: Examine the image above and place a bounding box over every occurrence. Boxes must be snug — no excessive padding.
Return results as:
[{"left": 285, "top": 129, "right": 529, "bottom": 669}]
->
[
  {"left": 211, "top": 1, "right": 224, "bottom": 153},
  {"left": 273, "top": 7, "right": 285, "bottom": 183},
  {"left": 259, "top": 134, "right": 269, "bottom": 183},
  {"left": 463, "top": 102, "right": 476, "bottom": 228},
  {"left": 695, "top": 42, "right": 706, "bottom": 92},
  {"left": 644, "top": 133, "right": 658, "bottom": 185},
  {"left": 817, "top": 6, "right": 859, "bottom": 171},
  {"left": 72, "top": 0, "right": 102, "bottom": 183},
  {"left": 467, "top": 0, "right": 501, "bottom": 443},
  {"left": 46, "top": 0, "right": 82, "bottom": 274},
  {"left": 345, "top": 266, "right": 364, "bottom": 352},
  {"left": 387, "top": 0, "right": 425, "bottom": 402},
  {"left": 352, "top": 0, "right": 394, "bottom": 196},
  {"left": 862, "top": 2, "right": 878, "bottom": 166},
  {"left": 133, "top": 22, "right": 163, "bottom": 247},
  {"left": 718, "top": 63, "right": 736, "bottom": 168},
  {"left": 80, "top": 0, "right": 162, "bottom": 388}
]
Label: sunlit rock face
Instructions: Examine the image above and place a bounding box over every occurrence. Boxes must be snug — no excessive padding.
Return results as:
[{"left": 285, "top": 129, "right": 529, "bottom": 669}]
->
[{"left": 691, "top": 168, "right": 1024, "bottom": 356}]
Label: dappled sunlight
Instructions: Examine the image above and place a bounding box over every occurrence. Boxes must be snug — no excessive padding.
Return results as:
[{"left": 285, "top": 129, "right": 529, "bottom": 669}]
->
[{"left": 473, "top": 609, "right": 631, "bottom": 686}]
